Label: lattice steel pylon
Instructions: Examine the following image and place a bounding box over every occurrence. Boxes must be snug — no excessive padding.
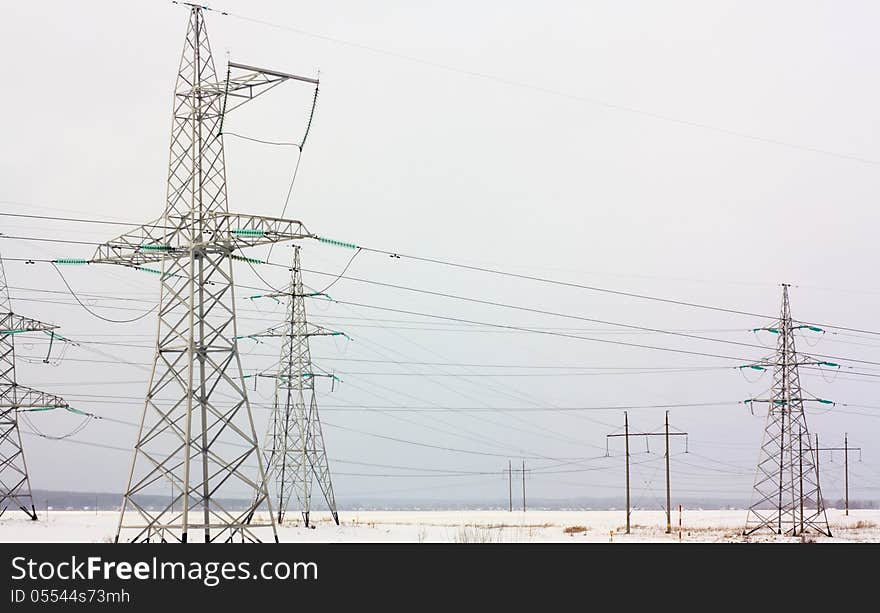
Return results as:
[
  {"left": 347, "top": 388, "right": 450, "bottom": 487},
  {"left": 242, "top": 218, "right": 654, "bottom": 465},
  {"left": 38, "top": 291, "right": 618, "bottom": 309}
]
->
[
  {"left": 742, "top": 284, "right": 832, "bottom": 537},
  {"left": 91, "top": 4, "right": 321, "bottom": 543},
  {"left": 0, "top": 254, "right": 69, "bottom": 520},
  {"left": 255, "top": 246, "right": 340, "bottom": 526}
]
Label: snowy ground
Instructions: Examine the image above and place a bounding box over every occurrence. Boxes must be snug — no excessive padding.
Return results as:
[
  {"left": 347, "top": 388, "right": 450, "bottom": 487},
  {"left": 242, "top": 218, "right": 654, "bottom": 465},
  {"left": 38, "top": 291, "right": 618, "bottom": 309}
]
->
[{"left": 2, "top": 509, "right": 879, "bottom": 543}]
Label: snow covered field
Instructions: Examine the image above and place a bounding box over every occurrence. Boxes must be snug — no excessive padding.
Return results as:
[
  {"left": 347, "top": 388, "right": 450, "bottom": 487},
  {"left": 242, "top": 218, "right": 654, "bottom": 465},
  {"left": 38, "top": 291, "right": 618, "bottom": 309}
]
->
[{"left": 2, "top": 509, "right": 879, "bottom": 543}]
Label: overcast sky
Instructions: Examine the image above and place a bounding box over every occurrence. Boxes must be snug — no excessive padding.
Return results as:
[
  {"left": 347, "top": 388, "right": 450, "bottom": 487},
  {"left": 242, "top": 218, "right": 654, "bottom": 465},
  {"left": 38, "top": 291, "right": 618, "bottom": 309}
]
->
[{"left": 1, "top": 0, "right": 879, "bottom": 512}]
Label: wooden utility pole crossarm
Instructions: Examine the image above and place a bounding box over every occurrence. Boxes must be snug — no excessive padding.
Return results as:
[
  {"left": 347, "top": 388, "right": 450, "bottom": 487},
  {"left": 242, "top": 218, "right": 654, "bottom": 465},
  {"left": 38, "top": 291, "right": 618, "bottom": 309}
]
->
[
  {"left": 814, "top": 434, "right": 863, "bottom": 516},
  {"left": 606, "top": 411, "right": 688, "bottom": 535}
]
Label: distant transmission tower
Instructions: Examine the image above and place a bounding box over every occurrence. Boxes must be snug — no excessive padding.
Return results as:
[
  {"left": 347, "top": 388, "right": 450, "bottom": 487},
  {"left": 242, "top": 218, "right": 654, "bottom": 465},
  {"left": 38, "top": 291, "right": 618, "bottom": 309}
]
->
[
  {"left": 255, "top": 246, "right": 340, "bottom": 526},
  {"left": 91, "top": 4, "right": 321, "bottom": 543},
  {"left": 0, "top": 254, "right": 69, "bottom": 520},
  {"left": 742, "top": 284, "right": 833, "bottom": 537}
]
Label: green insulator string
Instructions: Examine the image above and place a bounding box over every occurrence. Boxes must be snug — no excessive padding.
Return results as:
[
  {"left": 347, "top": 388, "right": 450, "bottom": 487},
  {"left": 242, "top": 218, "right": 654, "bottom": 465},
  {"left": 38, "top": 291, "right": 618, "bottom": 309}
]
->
[
  {"left": 65, "top": 407, "right": 98, "bottom": 417},
  {"left": 247, "top": 294, "right": 281, "bottom": 303},
  {"left": 1, "top": 328, "right": 28, "bottom": 336},
  {"left": 231, "top": 228, "right": 266, "bottom": 237},
  {"left": 134, "top": 266, "right": 163, "bottom": 275},
  {"left": 18, "top": 406, "right": 99, "bottom": 418},
  {"left": 316, "top": 236, "right": 358, "bottom": 250},
  {"left": 793, "top": 325, "right": 824, "bottom": 333},
  {"left": 44, "top": 330, "right": 71, "bottom": 343},
  {"left": 234, "top": 334, "right": 263, "bottom": 343},
  {"left": 52, "top": 258, "right": 89, "bottom": 265},
  {"left": 302, "top": 372, "right": 342, "bottom": 382},
  {"left": 130, "top": 266, "right": 187, "bottom": 281},
  {"left": 231, "top": 254, "right": 265, "bottom": 265}
]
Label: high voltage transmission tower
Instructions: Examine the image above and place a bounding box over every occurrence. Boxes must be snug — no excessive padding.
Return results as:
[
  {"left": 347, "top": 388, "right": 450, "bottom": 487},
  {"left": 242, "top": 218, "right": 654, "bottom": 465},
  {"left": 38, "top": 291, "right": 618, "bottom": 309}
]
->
[
  {"left": 0, "top": 254, "right": 70, "bottom": 520},
  {"left": 244, "top": 246, "right": 341, "bottom": 526},
  {"left": 88, "top": 4, "right": 322, "bottom": 543},
  {"left": 742, "top": 284, "right": 834, "bottom": 537}
]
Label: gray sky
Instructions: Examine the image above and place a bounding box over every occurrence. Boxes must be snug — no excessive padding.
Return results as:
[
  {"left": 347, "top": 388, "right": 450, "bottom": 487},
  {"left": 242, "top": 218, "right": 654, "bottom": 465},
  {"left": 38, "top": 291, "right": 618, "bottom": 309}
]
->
[{"left": 1, "top": 0, "right": 879, "bottom": 509}]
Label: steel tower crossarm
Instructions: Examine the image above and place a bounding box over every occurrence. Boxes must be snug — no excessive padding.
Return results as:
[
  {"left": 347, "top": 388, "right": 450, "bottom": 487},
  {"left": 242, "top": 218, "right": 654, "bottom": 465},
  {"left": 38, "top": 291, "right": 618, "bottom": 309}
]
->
[
  {"left": 244, "top": 321, "right": 342, "bottom": 339},
  {"left": 1, "top": 309, "right": 67, "bottom": 414},
  {"left": 0, "top": 314, "right": 58, "bottom": 336},
  {"left": 0, "top": 385, "right": 67, "bottom": 410},
  {"left": 192, "top": 61, "right": 318, "bottom": 116},
  {"left": 91, "top": 214, "right": 313, "bottom": 266},
  {"left": 90, "top": 217, "right": 175, "bottom": 266},
  {"left": 211, "top": 213, "right": 313, "bottom": 248}
]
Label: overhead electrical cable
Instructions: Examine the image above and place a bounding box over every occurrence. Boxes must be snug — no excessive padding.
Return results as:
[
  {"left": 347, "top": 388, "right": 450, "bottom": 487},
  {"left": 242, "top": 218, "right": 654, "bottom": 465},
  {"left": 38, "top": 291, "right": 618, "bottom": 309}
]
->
[
  {"left": 205, "top": 6, "right": 880, "bottom": 166},
  {"left": 5, "top": 224, "right": 880, "bottom": 336}
]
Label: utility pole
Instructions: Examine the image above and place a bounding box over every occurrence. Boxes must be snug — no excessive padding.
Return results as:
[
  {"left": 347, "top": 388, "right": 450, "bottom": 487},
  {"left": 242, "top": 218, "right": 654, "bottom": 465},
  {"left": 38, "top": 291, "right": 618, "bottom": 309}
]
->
[
  {"left": 508, "top": 460, "right": 512, "bottom": 512},
  {"left": 0, "top": 253, "right": 70, "bottom": 521},
  {"left": 624, "top": 411, "right": 629, "bottom": 534},
  {"left": 522, "top": 460, "right": 526, "bottom": 513},
  {"left": 606, "top": 411, "right": 687, "bottom": 535},
  {"left": 247, "top": 247, "right": 341, "bottom": 527},
  {"left": 798, "top": 426, "right": 804, "bottom": 535},
  {"left": 624, "top": 412, "right": 629, "bottom": 533},
  {"left": 91, "top": 4, "right": 322, "bottom": 543},
  {"left": 816, "top": 433, "right": 820, "bottom": 514},
  {"left": 742, "top": 284, "right": 833, "bottom": 537},
  {"left": 665, "top": 411, "right": 671, "bottom": 534},
  {"left": 814, "top": 434, "right": 862, "bottom": 516}
]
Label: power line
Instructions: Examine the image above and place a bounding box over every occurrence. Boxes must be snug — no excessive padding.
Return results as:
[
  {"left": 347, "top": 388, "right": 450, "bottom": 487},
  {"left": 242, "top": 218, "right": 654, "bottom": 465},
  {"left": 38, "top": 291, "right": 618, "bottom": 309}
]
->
[
  {"left": 51, "top": 263, "right": 158, "bottom": 324},
  {"left": 0, "top": 210, "right": 173, "bottom": 228},
  {"left": 322, "top": 420, "right": 600, "bottom": 461},
  {"left": 3, "top": 234, "right": 773, "bottom": 350},
  {"left": 330, "top": 298, "right": 754, "bottom": 362},
  {"left": 289, "top": 263, "right": 778, "bottom": 353},
  {"left": 8, "top": 252, "right": 880, "bottom": 370},
  {"left": 0, "top": 390, "right": 752, "bottom": 413},
  {"left": 207, "top": 6, "right": 880, "bottom": 166},
  {"left": 6, "top": 224, "right": 880, "bottom": 337},
  {"left": 8, "top": 234, "right": 880, "bottom": 378}
]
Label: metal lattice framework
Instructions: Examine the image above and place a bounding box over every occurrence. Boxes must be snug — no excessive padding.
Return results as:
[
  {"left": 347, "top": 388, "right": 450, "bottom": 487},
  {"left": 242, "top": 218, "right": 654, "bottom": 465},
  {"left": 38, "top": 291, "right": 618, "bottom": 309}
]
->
[
  {"left": 95, "top": 5, "right": 319, "bottom": 543},
  {"left": 743, "top": 284, "right": 832, "bottom": 537},
  {"left": 0, "top": 255, "right": 69, "bottom": 520},
  {"left": 256, "top": 247, "right": 339, "bottom": 526}
]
